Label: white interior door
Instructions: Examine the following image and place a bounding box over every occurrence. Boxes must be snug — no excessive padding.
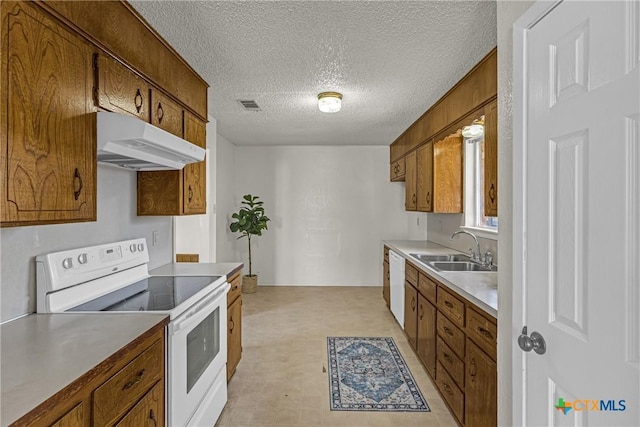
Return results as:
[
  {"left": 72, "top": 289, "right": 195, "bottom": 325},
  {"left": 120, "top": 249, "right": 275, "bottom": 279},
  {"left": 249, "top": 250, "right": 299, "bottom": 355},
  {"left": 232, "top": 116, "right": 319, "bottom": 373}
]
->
[{"left": 514, "top": 1, "right": 639, "bottom": 426}]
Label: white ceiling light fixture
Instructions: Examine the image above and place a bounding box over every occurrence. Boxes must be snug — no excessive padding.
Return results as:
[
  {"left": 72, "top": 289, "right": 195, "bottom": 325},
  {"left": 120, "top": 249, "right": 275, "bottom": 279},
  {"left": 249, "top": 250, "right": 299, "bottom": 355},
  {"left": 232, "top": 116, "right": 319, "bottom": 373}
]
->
[{"left": 318, "top": 92, "right": 343, "bottom": 113}]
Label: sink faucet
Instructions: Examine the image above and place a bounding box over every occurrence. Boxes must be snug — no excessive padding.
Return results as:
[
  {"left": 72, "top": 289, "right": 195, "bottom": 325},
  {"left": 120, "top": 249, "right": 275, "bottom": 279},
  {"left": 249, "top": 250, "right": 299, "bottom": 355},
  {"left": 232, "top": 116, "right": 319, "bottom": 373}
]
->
[{"left": 450, "top": 230, "right": 481, "bottom": 262}]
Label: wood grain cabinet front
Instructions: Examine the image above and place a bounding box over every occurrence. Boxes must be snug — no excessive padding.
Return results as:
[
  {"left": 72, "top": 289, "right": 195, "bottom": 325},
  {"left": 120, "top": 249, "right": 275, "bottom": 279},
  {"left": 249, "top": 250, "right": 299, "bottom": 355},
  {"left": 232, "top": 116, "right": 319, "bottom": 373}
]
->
[
  {"left": 483, "top": 99, "right": 498, "bottom": 217},
  {"left": 114, "top": 381, "right": 163, "bottom": 427},
  {"left": 150, "top": 89, "right": 183, "bottom": 138},
  {"left": 416, "top": 293, "right": 437, "bottom": 378},
  {"left": 404, "top": 282, "right": 418, "bottom": 349},
  {"left": 182, "top": 111, "right": 207, "bottom": 215},
  {"left": 465, "top": 339, "right": 497, "bottom": 427},
  {"left": 227, "top": 270, "right": 243, "bottom": 382},
  {"left": 416, "top": 141, "right": 434, "bottom": 212},
  {"left": 1, "top": 1, "right": 96, "bottom": 227},
  {"left": 95, "top": 53, "right": 150, "bottom": 121},
  {"left": 390, "top": 158, "right": 406, "bottom": 181},
  {"left": 404, "top": 150, "right": 417, "bottom": 211},
  {"left": 433, "top": 131, "right": 463, "bottom": 213},
  {"left": 49, "top": 402, "right": 86, "bottom": 427}
]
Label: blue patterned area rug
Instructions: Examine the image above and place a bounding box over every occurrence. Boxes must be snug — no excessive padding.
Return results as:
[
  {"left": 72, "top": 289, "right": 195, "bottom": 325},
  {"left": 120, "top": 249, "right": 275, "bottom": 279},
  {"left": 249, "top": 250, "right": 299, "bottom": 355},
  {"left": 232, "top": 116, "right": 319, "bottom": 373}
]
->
[{"left": 327, "top": 337, "right": 430, "bottom": 412}]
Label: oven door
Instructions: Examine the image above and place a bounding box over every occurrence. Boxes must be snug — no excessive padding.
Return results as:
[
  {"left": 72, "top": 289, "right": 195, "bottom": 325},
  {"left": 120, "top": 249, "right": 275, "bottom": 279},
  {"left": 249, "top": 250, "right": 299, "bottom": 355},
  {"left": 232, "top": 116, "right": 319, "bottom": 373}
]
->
[{"left": 168, "top": 282, "right": 229, "bottom": 427}]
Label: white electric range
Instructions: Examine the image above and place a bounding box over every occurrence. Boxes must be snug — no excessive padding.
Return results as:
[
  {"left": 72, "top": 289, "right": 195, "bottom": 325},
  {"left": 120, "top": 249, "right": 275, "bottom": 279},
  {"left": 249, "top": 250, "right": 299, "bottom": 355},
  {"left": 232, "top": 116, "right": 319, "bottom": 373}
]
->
[{"left": 36, "top": 238, "right": 229, "bottom": 427}]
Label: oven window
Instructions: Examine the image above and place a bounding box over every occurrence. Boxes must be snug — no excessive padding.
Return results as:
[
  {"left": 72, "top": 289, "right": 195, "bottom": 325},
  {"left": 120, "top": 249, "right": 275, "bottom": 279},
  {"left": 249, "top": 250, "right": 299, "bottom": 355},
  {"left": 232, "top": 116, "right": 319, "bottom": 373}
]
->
[{"left": 186, "top": 307, "right": 220, "bottom": 393}]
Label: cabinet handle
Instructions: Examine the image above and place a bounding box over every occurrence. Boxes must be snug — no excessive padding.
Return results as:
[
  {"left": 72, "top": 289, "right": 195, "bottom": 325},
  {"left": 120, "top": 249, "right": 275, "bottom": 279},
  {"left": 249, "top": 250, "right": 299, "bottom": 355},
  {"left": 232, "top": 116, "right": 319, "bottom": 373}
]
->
[
  {"left": 443, "top": 352, "right": 453, "bottom": 364},
  {"left": 443, "top": 326, "right": 454, "bottom": 336},
  {"left": 149, "top": 409, "right": 157, "bottom": 427},
  {"left": 134, "top": 88, "right": 143, "bottom": 113},
  {"left": 419, "top": 303, "right": 424, "bottom": 320},
  {"left": 478, "top": 326, "right": 494, "bottom": 340},
  {"left": 411, "top": 296, "right": 416, "bottom": 311},
  {"left": 229, "top": 317, "right": 235, "bottom": 333},
  {"left": 122, "top": 369, "right": 145, "bottom": 390},
  {"left": 469, "top": 358, "right": 477, "bottom": 380},
  {"left": 489, "top": 183, "right": 496, "bottom": 204},
  {"left": 157, "top": 102, "right": 164, "bottom": 123},
  {"left": 444, "top": 301, "right": 454, "bottom": 309},
  {"left": 232, "top": 284, "right": 239, "bottom": 292},
  {"left": 188, "top": 185, "right": 193, "bottom": 203},
  {"left": 426, "top": 191, "right": 431, "bottom": 205},
  {"left": 73, "top": 168, "right": 83, "bottom": 201}
]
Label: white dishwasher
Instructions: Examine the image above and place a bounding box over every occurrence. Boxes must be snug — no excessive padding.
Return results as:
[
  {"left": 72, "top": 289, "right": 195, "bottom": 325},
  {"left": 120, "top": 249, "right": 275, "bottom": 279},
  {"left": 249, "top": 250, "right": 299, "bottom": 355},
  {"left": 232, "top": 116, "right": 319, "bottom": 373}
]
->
[{"left": 389, "top": 250, "right": 405, "bottom": 328}]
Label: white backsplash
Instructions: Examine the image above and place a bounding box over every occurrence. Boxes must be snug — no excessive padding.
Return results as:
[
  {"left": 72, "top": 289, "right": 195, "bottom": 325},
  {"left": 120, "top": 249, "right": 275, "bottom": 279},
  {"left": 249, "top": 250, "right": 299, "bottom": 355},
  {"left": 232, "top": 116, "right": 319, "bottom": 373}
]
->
[{"left": 0, "top": 165, "right": 172, "bottom": 323}]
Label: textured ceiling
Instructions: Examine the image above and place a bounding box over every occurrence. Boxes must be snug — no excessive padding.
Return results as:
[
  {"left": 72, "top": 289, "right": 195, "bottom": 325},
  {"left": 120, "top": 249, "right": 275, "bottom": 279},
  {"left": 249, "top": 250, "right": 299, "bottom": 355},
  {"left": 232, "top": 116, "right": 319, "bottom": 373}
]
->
[{"left": 129, "top": 1, "right": 497, "bottom": 146}]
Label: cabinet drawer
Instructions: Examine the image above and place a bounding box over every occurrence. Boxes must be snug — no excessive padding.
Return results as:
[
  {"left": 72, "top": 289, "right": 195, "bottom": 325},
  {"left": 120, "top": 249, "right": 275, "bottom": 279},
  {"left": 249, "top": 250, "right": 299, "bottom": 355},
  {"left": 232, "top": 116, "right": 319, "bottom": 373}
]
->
[
  {"left": 437, "top": 311, "right": 465, "bottom": 359},
  {"left": 466, "top": 307, "right": 497, "bottom": 361},
  {"left": 227, "top": 271, "right": 242, "bottom": 306},
  {"left": 418, "top": 272, "right": 437, "bottom": 304},
  {"left": 436, "top": 336, "right": 464, "bottom": 390},
  {"left": 437, "top": 286, "right": 465, "bottom": 327},
  {"left": 114, "top": 381, "right": 163, "bottom": 427},
  {"left": 93, "top": 339, "right": 163, "bottom": 426},
  {"left": 405, "top": 261, "right": 418, "bottom": 286},
  {"left": 437, "top": 362, "right": 464, "bottom": 424}
]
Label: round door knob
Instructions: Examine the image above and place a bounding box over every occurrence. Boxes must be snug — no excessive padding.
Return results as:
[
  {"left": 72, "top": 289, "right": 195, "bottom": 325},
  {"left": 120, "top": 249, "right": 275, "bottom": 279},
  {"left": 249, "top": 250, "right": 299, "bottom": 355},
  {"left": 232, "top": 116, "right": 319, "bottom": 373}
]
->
[
  {"left": 77, "top": 253, "right": 88, "bottom": 264},
  {"left": 130, "top": 244, "right": 137, "bottom": 253},
  {"left": 518, "top": 326, "right": 547, "bottom": 355}
]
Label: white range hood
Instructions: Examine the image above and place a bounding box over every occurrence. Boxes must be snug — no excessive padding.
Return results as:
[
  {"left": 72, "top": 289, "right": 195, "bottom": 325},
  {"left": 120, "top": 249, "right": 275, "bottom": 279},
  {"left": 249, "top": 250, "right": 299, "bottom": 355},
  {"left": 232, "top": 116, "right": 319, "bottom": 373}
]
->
[{"left": 97, "top": 112, "right": 205, "bottom": 171}]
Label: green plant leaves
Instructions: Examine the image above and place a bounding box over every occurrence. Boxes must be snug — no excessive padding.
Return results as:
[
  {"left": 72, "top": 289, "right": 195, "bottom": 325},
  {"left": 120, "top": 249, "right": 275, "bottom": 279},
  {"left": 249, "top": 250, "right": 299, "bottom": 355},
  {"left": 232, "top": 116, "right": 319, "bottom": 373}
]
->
[{"left": 228, "top": 194, "right": 270, "bottom": 238}]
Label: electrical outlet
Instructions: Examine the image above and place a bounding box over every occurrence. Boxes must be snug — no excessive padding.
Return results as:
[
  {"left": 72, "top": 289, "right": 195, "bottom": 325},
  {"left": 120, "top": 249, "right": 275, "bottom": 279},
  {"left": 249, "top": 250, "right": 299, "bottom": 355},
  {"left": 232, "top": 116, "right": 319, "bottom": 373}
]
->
[{"left": 152, "top": 230, "right": 159, "bottom": 246}]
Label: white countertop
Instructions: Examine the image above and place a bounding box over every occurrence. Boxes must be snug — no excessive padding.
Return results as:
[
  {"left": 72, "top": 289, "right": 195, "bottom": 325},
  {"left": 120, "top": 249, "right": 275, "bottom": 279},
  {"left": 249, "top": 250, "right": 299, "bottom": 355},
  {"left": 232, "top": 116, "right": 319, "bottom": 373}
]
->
[
  {"left": 0, "top": 313, "right": 168, "bottom": 427},
  {"left": 150, "top": 262, "right": 243, "bottom": 278},
  {"left": 383, "top": 240, "right": 497, "bottom": 318}
]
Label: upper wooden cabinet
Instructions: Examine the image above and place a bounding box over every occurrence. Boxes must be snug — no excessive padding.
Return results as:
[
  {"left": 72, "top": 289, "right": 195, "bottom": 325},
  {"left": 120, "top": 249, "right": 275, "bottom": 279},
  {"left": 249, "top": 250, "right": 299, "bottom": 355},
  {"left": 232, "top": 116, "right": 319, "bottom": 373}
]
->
[
  {"left": 390, "top": 158, "right": 406, "bottom": 182},
  {"left": 95, "top": 53, "right": 150, "bottom": 121},
  {"left": 483, "top": 99, "right": 498, "bottom": 216},
  {"left": 151, "top": 89, "right": 183, "bottom": 138},
  {"left": 183, "top": 111, "right": 207, "bottom": 214},
  {"left": 433, "top": 131, "right": 463, "bottom": 213},
  {"left": 1, "top": 1, "right": 96, "bottom": 227},
  {"left": 390, "top": 48, "right": 497, "bottom": 162},
  {"left": 416, "top": 141, "right": 434, "bottom": 212},
  {"left": 404, "top": 150, "right": 417, "bottom": 211}
]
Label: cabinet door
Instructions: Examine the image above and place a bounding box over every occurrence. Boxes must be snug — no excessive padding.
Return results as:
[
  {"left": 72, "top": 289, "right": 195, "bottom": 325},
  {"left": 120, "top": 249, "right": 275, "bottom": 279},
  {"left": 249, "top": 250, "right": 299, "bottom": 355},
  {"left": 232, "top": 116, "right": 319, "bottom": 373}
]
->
[
  {"left": 114, "top": 381, "right": 163, "bottom": 427},
  {"left": 96, "top": 53, "right": 150, "bottom": 121},
  {"left": 433, "top": 131, "right": 463, "bottom": 213},
  {"left": 483, "top": 99, "right": 498, "bottom": 217},
  {"left": 227, "top": 296, "right": 242, "bottom": 381},
  {"left": 182, "top": 111, "right": 206, "bottom": 214},
  {"left": 150, "top": 89, "right": 183, "bottom": 137},
  {"left": 404, "top": 283, "right": 418, "bottom": 349},
  {"left": 1, "top": 1, "right": 96, "bottom": 226},
  {"left": 416, "top": 294, "right": 436, "bottom": 378},
  {"left": 383, "top": 260, "right": 390, "bottom": 308},
  {"left": 465, "top": 339, "right": 497, "bottom": 427},
  {"left": 416, "top": 141, "right": 433, "bottom": 212},
  {"left": 404, "top": 150, "right": 417, "bottom": 210},
  {"left": 390, "top": 158, "right": 406, "bottom": 182}
]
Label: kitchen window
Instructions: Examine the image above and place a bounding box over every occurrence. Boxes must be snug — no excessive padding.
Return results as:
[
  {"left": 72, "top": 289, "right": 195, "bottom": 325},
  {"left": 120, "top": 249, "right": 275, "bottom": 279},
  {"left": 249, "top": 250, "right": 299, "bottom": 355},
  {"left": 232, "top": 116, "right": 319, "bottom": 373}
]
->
[{"left": 463, "top": 128, "right": 498, "bottom": 240}]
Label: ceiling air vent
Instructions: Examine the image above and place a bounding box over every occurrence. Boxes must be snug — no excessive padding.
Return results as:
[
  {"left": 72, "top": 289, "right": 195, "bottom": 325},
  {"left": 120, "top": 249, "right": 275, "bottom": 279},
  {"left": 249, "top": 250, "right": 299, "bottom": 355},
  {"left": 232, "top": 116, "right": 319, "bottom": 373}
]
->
[{"left": 237, "top": 99, "right": 261, "bottom": 111}]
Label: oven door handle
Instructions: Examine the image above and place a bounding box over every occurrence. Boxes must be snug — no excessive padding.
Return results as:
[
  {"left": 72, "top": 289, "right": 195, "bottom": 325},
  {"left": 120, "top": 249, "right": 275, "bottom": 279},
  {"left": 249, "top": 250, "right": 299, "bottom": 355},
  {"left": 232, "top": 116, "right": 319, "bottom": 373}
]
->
[{"left": 170, "top": 282, "right": 229, "bottom": 335}]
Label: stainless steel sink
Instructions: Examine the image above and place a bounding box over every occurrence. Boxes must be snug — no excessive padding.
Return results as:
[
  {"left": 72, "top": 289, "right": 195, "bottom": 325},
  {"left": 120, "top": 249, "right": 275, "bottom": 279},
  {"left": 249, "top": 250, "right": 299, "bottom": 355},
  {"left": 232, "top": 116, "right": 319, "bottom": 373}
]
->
[
  {"left": 410, "top": 253, "right": 471, "bottom": 263},
  {"left": 428, "top": 261, "right": 497, "bottom": 272}
]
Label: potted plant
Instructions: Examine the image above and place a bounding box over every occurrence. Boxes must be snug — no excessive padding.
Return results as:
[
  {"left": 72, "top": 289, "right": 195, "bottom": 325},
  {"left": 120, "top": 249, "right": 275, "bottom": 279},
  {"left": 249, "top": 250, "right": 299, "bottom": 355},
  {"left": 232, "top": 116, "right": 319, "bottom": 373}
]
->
[{"left": 229, "top": 194, "right": 270, "bottom": 293}]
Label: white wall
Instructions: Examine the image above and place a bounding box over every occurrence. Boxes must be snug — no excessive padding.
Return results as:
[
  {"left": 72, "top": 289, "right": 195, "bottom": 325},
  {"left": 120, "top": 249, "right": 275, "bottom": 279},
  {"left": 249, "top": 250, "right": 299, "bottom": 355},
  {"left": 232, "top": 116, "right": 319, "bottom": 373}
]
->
[
  {"left": 497, "top": 1, "right": 535, "bottom": 426},
  {"left": 0, "top": 165, "right": 173, "bottom": 322},
  {"left": 215, "top": 134, "right": 239, "bottom": 263},
  {"left": 230, "top": 145, "right": 410, "bottom": 285}
]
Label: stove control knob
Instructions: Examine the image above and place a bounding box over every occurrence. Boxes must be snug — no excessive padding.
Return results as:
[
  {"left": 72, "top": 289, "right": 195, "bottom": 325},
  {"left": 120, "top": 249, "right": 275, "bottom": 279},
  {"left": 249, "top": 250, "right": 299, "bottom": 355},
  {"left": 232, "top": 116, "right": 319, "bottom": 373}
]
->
[
  {"left": 130, "top": 244, "right": 137, "bottom": 253},
  {"left": 77, "top": 253, "right": 88, "bottom": 265},
  {"left": 62, "top": 257, "right": 73, "bottom": 269},
  {"left": 137, "top": 243, "right": 144, "bottom": 252}
]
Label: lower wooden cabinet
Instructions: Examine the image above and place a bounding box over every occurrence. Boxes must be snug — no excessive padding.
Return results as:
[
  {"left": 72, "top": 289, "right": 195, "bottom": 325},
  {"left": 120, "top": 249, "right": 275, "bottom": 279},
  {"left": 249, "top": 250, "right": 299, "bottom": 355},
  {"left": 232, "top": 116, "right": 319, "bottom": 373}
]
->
[
  {"left": 416, "top": 294, "right": 437, "bottom": 378},
  {"left": 465, "top": 339, "right": 497, "bottom": 427},
  {"left": 17, "top": 325, "right": 165, "bottom": 427},
  {"left": 227, "top": 270, "right": 243, "bottom": 381},
  {"left": 404, "top": 282, "right": 418, "bottom": 349},
  {"left": 384, "top": 254, "right": 497, "bottom": 426}
]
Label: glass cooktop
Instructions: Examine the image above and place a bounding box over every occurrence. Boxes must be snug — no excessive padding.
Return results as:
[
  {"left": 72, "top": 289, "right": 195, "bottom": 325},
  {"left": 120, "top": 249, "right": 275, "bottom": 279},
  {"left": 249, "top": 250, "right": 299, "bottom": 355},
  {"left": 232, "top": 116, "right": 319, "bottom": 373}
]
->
[{"left": 67, "top": 275, "right": 221, "bottom": 312}]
